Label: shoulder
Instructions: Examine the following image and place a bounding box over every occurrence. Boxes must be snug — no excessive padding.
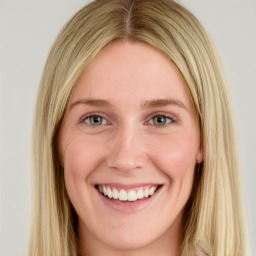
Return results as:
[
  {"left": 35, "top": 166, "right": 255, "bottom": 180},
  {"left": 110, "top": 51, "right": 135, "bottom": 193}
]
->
[{"left": 194, "top": 244, "right": 209, "bottom": 256}]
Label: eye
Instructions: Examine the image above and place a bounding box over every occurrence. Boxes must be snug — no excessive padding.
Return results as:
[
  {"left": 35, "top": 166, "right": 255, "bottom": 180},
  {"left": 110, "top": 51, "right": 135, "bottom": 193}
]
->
[
  {"left": 148, "top": 114, "right": 174, "bottom": 126},
  {"left": 83, "top": 115, "right": 108, "bottom": 126}
]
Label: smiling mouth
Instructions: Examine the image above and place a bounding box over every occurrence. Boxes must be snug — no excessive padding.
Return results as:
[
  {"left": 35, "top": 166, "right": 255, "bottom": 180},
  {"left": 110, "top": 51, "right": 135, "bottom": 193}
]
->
[{"left": 95, "top": 184, "right": 161, "bottom": 202}]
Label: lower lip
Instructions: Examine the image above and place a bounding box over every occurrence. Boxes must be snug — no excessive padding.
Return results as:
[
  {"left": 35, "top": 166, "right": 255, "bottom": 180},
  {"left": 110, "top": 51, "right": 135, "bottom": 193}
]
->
[{"left": 96, "top": 186, "right": 162, "bottom": 213}]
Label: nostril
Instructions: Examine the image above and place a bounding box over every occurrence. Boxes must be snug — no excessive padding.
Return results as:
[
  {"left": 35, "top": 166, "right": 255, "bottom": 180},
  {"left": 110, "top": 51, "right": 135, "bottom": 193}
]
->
[{"left": 107, "top": 158, "right": 144, "bottom": 173}]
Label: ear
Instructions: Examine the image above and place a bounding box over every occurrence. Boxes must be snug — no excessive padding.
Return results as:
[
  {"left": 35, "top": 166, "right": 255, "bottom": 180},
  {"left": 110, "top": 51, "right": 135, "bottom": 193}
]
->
[
  {"left": 55, "top": 132, "right": 64, "bottom": 168},
  {"left": 57, "top": 149, "right": 64, "bottom": 168},
  {"left": 196, "top": 143, "right": 204, "bottom": 163}
]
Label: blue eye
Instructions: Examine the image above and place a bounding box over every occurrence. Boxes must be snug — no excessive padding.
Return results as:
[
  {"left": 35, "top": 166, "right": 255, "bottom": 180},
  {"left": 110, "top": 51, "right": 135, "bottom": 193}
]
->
[
  {"left": 84, "top": 115, "right": 108, "bottom": 126},
  {"left": 149, "top": 115, "right": 173, "bottom": 126}
]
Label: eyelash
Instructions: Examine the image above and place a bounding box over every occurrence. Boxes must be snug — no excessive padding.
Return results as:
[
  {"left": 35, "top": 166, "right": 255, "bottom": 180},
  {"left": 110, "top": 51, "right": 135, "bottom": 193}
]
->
[
  {"left": 146, "top": 112, "right": 176, "bottom": 128},
  {"left": 80, "top": 113, "right": 110, "bottom": 127},
  {"left": 80, "top": 112, "right": 177, "bottom": 128}
]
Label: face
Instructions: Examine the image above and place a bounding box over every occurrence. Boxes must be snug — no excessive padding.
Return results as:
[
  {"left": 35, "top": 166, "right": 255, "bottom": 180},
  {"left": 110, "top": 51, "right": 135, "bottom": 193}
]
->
[{"left": 58, "top": 41, "right": 203, "bottom": 254}]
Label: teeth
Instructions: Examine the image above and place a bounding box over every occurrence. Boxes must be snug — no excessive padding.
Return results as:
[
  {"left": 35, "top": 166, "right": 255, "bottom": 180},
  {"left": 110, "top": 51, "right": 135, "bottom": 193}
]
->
[
  {"left": 127, "top": 190, "right": 137, "bottom": 201},
  {"left": 103, "top": 186, "right": 107, "bottom": 196},
  {"left": 119, "top": 190, "right": 128, "bottom": 201},
  {"left": 137, "top": 189, "right": 144, "bottom": 199},
  {"left": 144, "top": 188, "right": 149, "bottom": 198},
  {"left": 149, "top": 186, "right": 155, "bottom": 195},
  {"left": 107, "top": 187, "right": 112, "bottom": 199},
  {"left": 112, "top": 188, "right": 119, "bottom": 199},
  {"left": 98, "top": 185, "right": 158, "bottom": 202}
]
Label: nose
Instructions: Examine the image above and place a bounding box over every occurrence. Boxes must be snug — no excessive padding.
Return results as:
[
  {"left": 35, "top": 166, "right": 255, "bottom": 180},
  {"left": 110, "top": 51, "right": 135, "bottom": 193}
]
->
[{"left": 106, "top": 126, "right": 146, "bottom": 173}]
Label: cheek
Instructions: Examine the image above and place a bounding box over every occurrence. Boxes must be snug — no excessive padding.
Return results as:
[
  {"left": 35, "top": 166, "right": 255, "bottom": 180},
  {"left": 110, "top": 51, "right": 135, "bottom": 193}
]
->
[
  {"left": 60, "top": 135, "right": 107, "bottom": 217},
  {"left": 150, "top": 131, "right": 200, "bottom": 180},
  {"left": 61, "top": 136, "right": 103, "bottom": 189}
]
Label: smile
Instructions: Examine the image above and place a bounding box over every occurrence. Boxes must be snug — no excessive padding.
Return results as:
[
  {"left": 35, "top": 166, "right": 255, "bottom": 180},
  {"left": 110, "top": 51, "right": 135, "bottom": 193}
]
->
[{"left": 96, "top": 185, "right": 160, "bottom": 202}]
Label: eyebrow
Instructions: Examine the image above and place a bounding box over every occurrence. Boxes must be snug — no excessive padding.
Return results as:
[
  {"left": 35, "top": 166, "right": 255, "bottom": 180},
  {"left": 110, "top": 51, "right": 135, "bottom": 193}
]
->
[
  {"left": 70, "top": 98, "right": 189, "bottom": 111},
  {"left": 70, "top": 98, "right": 115, "bottom": 109},
  {"left": 142, "top": 98, "right": 189, "bottom": 111}
]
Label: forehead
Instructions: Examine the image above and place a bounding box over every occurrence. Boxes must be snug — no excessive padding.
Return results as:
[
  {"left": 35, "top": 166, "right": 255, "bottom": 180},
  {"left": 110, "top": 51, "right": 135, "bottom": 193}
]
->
[{"left": 70, "top": 40, "right": 192, "bottom": 108}]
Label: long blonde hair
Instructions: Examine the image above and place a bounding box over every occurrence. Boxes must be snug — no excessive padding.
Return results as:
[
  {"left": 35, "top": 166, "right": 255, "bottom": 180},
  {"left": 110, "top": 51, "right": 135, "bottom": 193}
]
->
[{"left": 29, "top": 0, "right": 249, "bottom": 255}]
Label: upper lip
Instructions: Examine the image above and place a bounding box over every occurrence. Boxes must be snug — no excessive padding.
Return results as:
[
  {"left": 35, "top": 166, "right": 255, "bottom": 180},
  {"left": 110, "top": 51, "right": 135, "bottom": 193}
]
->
[{"left": 95, "top": 183, "right": 162, "bottom": 190}]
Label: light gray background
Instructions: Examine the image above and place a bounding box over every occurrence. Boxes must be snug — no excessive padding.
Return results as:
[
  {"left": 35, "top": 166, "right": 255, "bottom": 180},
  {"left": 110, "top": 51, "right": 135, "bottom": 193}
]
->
[{"left": 0, "top": 1, "right": 255, "bottom": 255}]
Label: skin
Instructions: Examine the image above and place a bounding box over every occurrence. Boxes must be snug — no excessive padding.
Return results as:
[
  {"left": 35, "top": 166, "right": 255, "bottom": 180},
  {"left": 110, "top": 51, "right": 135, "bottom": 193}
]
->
[{"left": 58, "top": 40, "right": 203, "bottom": 256}]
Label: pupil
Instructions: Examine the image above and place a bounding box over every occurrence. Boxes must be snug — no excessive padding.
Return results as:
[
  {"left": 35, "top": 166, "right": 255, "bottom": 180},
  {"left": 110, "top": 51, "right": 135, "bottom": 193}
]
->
[
  {"left": 155, "top": 116, "right": 166, "bottom": 125},
  {"left": 92, "top": 116, "right": 101, "bottom": 124}
]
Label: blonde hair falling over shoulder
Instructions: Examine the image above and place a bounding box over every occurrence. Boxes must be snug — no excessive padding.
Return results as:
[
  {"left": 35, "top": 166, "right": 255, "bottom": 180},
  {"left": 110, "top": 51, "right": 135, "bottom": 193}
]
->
[{"left": 29, "top": 0, "right": 250, "bottom": 255}]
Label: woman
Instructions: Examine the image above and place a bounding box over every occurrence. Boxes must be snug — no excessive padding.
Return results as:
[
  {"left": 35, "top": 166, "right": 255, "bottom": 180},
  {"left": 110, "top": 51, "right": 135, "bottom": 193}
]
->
[{"left": 28, "top": 0, "right": 250, "bottom": 255}]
